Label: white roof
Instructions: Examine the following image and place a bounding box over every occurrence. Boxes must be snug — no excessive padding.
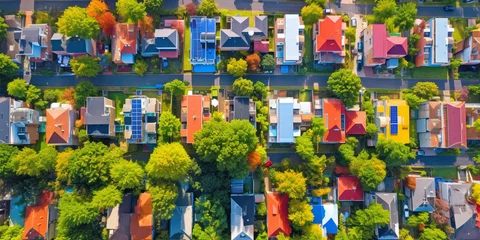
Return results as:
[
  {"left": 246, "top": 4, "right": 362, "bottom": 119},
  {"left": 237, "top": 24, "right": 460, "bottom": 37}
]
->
[
  {"left": 284, "top": 14, "right": 300, "bottom": 61},
  {"left": 322, "top": 203, "right": 338, "bottom": 237},
  {"left": 231, "top": 199, "right": 254, "bottom": 240},
  {"left": 300, "top": 102, "right": 311, "bottom": 114},
  {"left": 434, "top": 18, "right": 449, "bottom": 64}
]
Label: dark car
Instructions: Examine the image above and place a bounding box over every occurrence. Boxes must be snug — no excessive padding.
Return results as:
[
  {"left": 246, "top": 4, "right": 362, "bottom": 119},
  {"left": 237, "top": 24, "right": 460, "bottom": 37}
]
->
[
  {"left": 444, "top": 6, "right": 455, "bottom": 11},
  {"left": 357, "top": 53, "right": 363, "bottom": 72},
  {"left": 357, "top": 41, "right": 363, "bottom": 53}
]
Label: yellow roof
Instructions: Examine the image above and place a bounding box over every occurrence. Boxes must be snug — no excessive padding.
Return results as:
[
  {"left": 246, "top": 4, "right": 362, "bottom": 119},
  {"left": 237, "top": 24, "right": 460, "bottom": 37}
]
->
[{"left": 376, "top": 99, "right": 410, "bottom": 144}]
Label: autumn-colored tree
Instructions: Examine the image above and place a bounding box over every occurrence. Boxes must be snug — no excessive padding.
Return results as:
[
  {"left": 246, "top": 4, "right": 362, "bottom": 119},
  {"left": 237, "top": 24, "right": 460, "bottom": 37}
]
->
[
  {"left": 472, "top": 183, "right": 480, "bottom": 205},
  {"left": 97, "top": 12, "right": 116, "bottom": 36},
  {"left": 405, "top": 176, "right": 416, "bottom": 190},
  {"left": 186, "top": 2, "right": 197, "bottom": 16},
  {"left": 433, "top": 198, "right": 450, "bottom": 226},
  {"left": 247, "top": 151, "right": 261, "bottom": 172},
  {"left": 170, "top": 20, "right": 184, "bottom": 40},
  {"left": 60, "top": 88, "right": 76, "bottom": 106},
  {"left": 246, "top": 53, "right": 261, "bottom": 72},
  {"left": 458, "top": 86, "right": 469, "bottom": 101},
  {"left": 87, "top": 0, "right": 109, "bottom": 19},
  {"left": 138, "top": 15, "right": 154, "bottom": 36}
]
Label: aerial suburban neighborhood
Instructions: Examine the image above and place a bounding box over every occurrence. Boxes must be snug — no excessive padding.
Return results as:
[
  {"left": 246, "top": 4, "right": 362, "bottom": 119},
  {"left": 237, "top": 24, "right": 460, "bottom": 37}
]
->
[{"left": 2, "top": 0, "right": 480, "bottom": 239}]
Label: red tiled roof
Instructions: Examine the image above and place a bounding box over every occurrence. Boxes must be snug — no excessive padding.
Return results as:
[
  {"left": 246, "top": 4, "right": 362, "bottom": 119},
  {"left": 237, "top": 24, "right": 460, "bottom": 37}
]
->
[
  {"left": 130, "top": 193, "right": 153, "bottom": 240},
  {"left": 372, "top": 24, "right": 387, "bottom": 58},
  {"left": 316, "top": 16, "right": 343, "bottom": 52},
  {"left": 445, "top": 102, "right": 467, "bottom": 148},
  {"left": 254, "top": 40, "right": 270, "bottom": 53},
  {"left": 322, "top": 99, "right": 346, "bottom": 143},
  {"left": 114, "top": 23, "right": 138, "bottom": 54},
  {"left": 46, "top": 107, "right": 71, "bottom": 144},
  {"left": 181, "top": 95, "right": 203, "bottom": 144},
  {"left": 22, "top": 191, "right": 54, "bottom": 240},
  {"left": 345, "top": 111, "right": 366, "bottom": 135},
  {"left": 267, "top": 193, "right": 291, "bottom": 238},
  {"left": 158, "top": 50, "right": 179, "bottom": 58},
  {"left": 338, "top": 176, "right": 363, "bottom": 201}
]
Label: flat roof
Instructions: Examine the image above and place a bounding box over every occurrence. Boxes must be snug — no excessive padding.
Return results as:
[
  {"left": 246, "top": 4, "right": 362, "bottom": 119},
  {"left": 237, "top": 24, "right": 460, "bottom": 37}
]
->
[
  {"left": 233, "top": 97, "right": 250, "bottom": 120},
  {"left": 278, "top": 98, "right": 294, "bottom": 143},
  {"left": 434, "top": 18, "right": 449, "bottom": 64},
  {"left": 284, "top": 15, "right": 300, "bottom": 61}
]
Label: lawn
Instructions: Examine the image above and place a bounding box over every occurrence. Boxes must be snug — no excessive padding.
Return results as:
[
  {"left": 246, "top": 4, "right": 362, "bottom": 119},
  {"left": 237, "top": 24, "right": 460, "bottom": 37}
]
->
[
  {"left": 183, "top": 17, "right": 192, "bottom": 72},
  {"left": 107, "top": 91, "right": 128, "bottom": 123},
  {"left": 451, "top": 18, "right": 467, "bottom": 43},
  {"left": 412, "top": 67, "right": 449, "bottom": 80},
  {"left": 410, "top": 119, "right": 418, "bottom": 146},
  {"left": 431, "top": 167, "right": 458, "bottom": 180},
  {"left": 304, "top": 25, "right": 313, "bottom": 68},
  {"left": 219, "top": 10, "right": 265, "bottom": 25},
  {"left": 299, "top": 90, "right": 312, "bottom": 102},
  {"left": 34, "top": 133, "right": 47, "bottom": 151}
]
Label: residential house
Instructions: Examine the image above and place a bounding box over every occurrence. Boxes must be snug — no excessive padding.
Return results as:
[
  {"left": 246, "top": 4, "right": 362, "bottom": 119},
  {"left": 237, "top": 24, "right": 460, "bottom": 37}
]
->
[
  {"left": 170, "top": 186, "right": 194, "bottom": 240},
  {"left": 466, "top": 103, "right": 480, "bottom": 142},
  {"left": 231, "top": 195, "right": 255, "bottom": 240},
  {"left": 413, "top": 18, "right": 454, "bottom": 67},
  {"left": 18, "top": 24, "right": 53, "bottom": 62},
  {"left": 112, "top": 23, "right": 139, "bottom": 65},
  {"left": 46, "top": 103, "right": 78, "bottom": 146},
  {"left": 337, "top": 176, "right": 363, "bottom": 202},
  {"left": 2, "top": 15, "right": 22, "bottom": 63},
  {"left": 130, "top": 193, "right": 154, "bottom": 240},
  {"left": 314, "top": 99, "right": 366, "bottom": 144},
  {"left": 365, "top": 193, "right": 399, "bottom": 239},
  {"left": 266, "top": 193, "right": 291, "bottom": 238},
  {"left": 404, "top": 177, "right": 435, "bottom": 212},
  {"left": 361, "top": 24, "right": 408, "bottom": 69},
  {"left": 106, "top": 194, "right": 133, "bottom": 239},
  {"left": 454, "top": 25, "right": 480, "bottom": 65},
  {"left": 190, "top": 16, "right": 216, "bottom": 72},
  {"left": 0, "top": 97, "right": 40, "bottom": 145},
  {"left": 310, "top": 197, "right": 338, "bottom": 237},
  {"left": 268, "top": 97, "right": 301, "bottom": 143},
  {"left": 142, "top": 19, "right": 183, "bottom": 59},
  {"left": 180, "top": 95, "right": 211, "bottom": 144},
  {"left": 84, "top": 97, "right": 116, "bottom": 138},
  {"left": 374, "top": 99, "right": 410, "bottom": 144},
  {"left": 313, "top": 16, "right": 346, "bottom": 65},
  {"left": 224, "top": 96, "right": 256, "bottom": 127},
  {"left": 438, "top": 182, "right": 480, "bottom": 239},
  {"left": 417, "top": 101, "right": 467, "bottom": 148},
  {"left": 51, "top": 34, "right": 97, "bottom": 66},
  {"left": 122, "top": 96, "right": 161, "bottom": 145},
  {"left": 275, "top": 14, "right": 305, "bottom": 72},
  {"left": 22, "top": 191, "right": 56, "bottom": 240},
  {"left": 220, "top": 16, "right": 269, "bottom": 53}
]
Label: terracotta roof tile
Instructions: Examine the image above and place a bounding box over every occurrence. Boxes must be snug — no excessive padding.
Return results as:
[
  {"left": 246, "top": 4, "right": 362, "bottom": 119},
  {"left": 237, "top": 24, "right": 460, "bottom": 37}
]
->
[
  {"left": 130, "top": 193, "right": 152, "bottom": 240},
  {"left": 338, "top": 176, "right": 363, "bottom": 201},
  {"left": 267, "top": 193, "right": 291, "bottom": 238},
  {"left": 22, "top": 191, "right": 54, "bottom": 240},
  {"left": 316, "top": 16, "right": 343, "bottom": 52},
  {"left": 46, "top": 108, "right": 71, "bottom": 144},
  {"left": 345, "top": 111, "right": 366, "bottom": 135}
]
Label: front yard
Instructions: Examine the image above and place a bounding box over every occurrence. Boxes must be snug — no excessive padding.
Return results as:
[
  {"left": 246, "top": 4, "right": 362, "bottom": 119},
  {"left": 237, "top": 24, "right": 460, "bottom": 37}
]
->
[
  {"left": 107, "top": 91, "right": 128, "bottom": 123},
  {"left": 412, "top": 67, "right": 449, "bottom": 80},
  {"left": 183, "top": 17, "right": 192, "bottom": 72}
]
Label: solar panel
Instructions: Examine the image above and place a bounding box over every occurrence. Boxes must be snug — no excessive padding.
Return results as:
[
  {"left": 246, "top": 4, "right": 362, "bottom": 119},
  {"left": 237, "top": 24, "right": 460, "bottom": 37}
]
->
[
  {"left": 390, "top": 106, "right": 398, "bottom": 135},
  {"left": 131, "top": 99, "right": 142, "bottom": 140}
]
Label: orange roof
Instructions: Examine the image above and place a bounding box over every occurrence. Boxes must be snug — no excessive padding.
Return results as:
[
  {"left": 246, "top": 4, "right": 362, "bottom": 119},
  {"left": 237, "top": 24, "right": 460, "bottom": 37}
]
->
[
  {"left": 345, "top": 111, "right": 366, "bottom": 135},
  {"left": 267, "top": 193, "right": 291, "bottom": 238},
  {"left": 316, "top": 16, "right": 343, "bottom": 52},
  {"left": 181, "top": 95, "right": 204, "bottom": 143},
  {"left": 130, "top": 193, "right": 153, "bottom": 240},
  {"left": 337, "top": 176, "right": 363, "bottom": 201},
  {"left": 46, "top": 108, "right": 71, "bottom": 144},
  {"left": 22, "top": 191, "right": 54, "bottom": 240},
  {"left": 323, "top": 99, "right": 346, "bottom": 143},
  {"left": 114, "top": 23, "right": 138, "bottom": 54}
]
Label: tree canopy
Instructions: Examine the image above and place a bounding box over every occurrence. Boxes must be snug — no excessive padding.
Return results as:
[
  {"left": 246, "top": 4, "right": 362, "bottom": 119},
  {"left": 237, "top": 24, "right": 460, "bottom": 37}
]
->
[
  {"left": 57, "top": 193, "right": 102, "bottom": 240},
  {"left": 376, "top": 137, "right": 415, "bottom": 167},
  {"left": 253, "top": 81, "right": 268, "bottom": 100},
  {"left": 412, "top": 82, "right": 439, "bottom": 100},
  {"left": 472, "top": 183, "right": 480, "bottom": 205},
  {"left": 275, "top": 170, "right": 307, "bottom": 199},
  {"left": 288, "top": 199, "right": 314, "bottom": 230},
  {"left": 148, "top": 183, "right": 178, "bottom": 220},
  {"left": 301, "top": 3, "right": 323, "bottom": 25},
  {"left": 133, "top": 58, "right": 148, "bottom": 76},
  {"left": 116, "top": 0, "right": 146, "bottom": 23},
  {"left": 261, "top": 54, "right": 275, "bottom": 71},
  {"left": 90, "top": 185, "right": 123, "bottom": 210},
  {"left": 110, "top": 160, "right": 144, "bottom": 191},
  {"left": 193, "top": 197, "right": 228, "bottom": 239},
  {"left": 347, "top": 202, "right": 390, "bottom": 239},
  {"left": 373, "top": 0, "right": 397, "bottom": 23},
  {"left": 197, "top": 0, "right": 219, "bottom": 17},
  {"left": 70, "top": 56, "right": 102, "bottom": 78},
  {"left": 395, "top": 3, "right": 418, "bottom": 31},
  {"left": 144, "top": 0, "right": 163, "bottom": 15},
  {"left": 0, "top": 53, "right": 19, "bottom": 77},
  {"left": 227, "top": 58, "right": 248, "bottom": 77},
  {"left": 146, "top": 142, "right": 193, "bottom": 182},
  {"left": 86, "top": 0, "right": 109, "bottom": 19},
  {"left": 11, "top": 146, "right": 57, "bottom": 177},
  {"left": 327, "top": 69, "right": 363, "bottom": 107},
  {"left": 232, "top": 78, "right": 254, "bottom": 96},
  {"left": 57, "top": 6, "right": 99, "bottom": 39},
  {"left": 0, "top": 16, "right": 7, "bottom": 41},
  {"left": 246, "top": 53, "right": 261, "bottom": 72},
  {"left": 402, "top": 93, "right": 423, "bottom": 110},
  {"left": 350, "top": 157, "right": 386, "bottom": 191},
  {"left": 74, "top": 81, "right": 98, "bottom": 109},
  {"left": 419, "top": 227, "right": 447, "bottom": 240},
  {"left": 164, "top": 79, "right": 186, "bottom": 99},
  {"left": 7, "top": 78, "right": 27, "bottom": 100},
  {"left": 97, "top": 12, "right": 116, "bottom": 36},
  {"left": 158, "top": 111, "right": 181, "bottom": 143}
]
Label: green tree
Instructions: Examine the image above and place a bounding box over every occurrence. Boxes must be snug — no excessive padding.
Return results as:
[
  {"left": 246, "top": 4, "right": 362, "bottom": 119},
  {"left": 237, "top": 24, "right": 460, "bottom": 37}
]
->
[
  {"left": 306, "top": 0, "right": 326, "bottom": 7},
  {"left": 303, "top": 155, "right": 328, "bottom": 187},
  {"left": 412, "top": 82, "right": 439, "bottom": 101},
  {"left": 288, "top": 199, "right": 314, "bottom": 230},
  {"left": 376, "top": 137, "right": 415, "bottom": 167},
  {"left": 7, "top": 78, "right": 27, "bottom": 99},
  {"left": 295, "top": 130, "right": 315, "bottom": 161},
  {"left": 474, "top": 119, "right": 480, "bottom": 132},
  {"left": 394, "top": 3, "right": 418, "bottom": 31},
  {"left": 148, "top": 182, "right": 178, "bottom": 220},
  {"left": 232, "top": 77, "right": 254, "bottom": 96},
  {"left": 146, "top": 142, "right": 193, "bottom": 182},
  {"left": 144, "top": 0, "right": 163, "bottom": 15},
  {"left": 301, "top": 224, "right": 323, "bottom": 239},
  {"left": 70, "top": 55, "right": 102, "bottom": 78},
  {"left": 194, "top": 119, "right": 258, "bottom": 179},
  {"left": 311, "top": 117, "right": 326, "bottom": 149},
  {"left": 402, "top": 93, "right": 423, "bottom": 110},
  {"left": 227, "top": 58, "right": 248, "bottom": 77},
  {"left": 193, "top": 198, "right": 228, "bottom": 239},
  {"left": 116, "top": 0, "right": 146, "bottom": 23},
  {"left": 0, "top": 16, "right": 7, "bottom": 41},
  {"left": 57, "top": 193, "right": 102, "bottom": 240},
  {"left": 327, "top": 69, "right": 363, "bottom": 107},
  {"left": 0, "top": 145, "right": 18, "bottom": 180},
  {"left": 0, "top": 224, "right": 23, "bottom": 240},
  {"left": 164, "top": 79, "right": 186, "bottom": 106},
  {"left": 91, "top": 185, "right": 123, "bottom": 210},
  {"left": 44, "top": 89, "right": 63, "bottom": 104},
  {"left": 408, "top": 34, "right": 421, "bottom": 57},
  {"left": 253, "top": 81, "right": 267, "bottom": 101},
  {"left": 0, "top": 54, "right": 19, "bottom": 77},
  {"left": 275, "top": 170, "right": 307, "bottom": 199},
  {"left": 261, "top": 54, "right": 275, "bottom": 71},
  {"left": 400, "top": 228, "right": 414, "bottom": 240},
  {"left": 158, "top": 111, "right": 181, "bottom": 143},
  {"left": 406, "top": 212, "right": 429, "bottom": 228},
  {"left": 345, "top": 27, "right": 356, "bottom": 44},
  {"left": 373, "top": 0, "right": 397, "bottom": 24},
  {"left": 301, "top": 3, "right": 323, "bottom": 25},
  {"left": 363, "top": 100, "right": 375, "bottom": 123},
  {"left": 197, "top": 0, "right": 219, "bottom": 17},
  {"left": 366, "top": 123, "right": 378, "bottom": 137},
  {"left": 110, "top": 160, "right": 144, "bottom": 191},
  {"left": 133, "top": 58, "right": 148, "bottom": 76},
  {"left": 74, "top": 81, "right": 98, "bottom": 109},
  {"left": 25, "top": 84, "right": 42, "bottom": 105},
  {"left": 348, "top": 202, "right": 390, "bottom": 240},
  {"left": 336, "top": 137, "right": 357, "bottom": 166},
  {"left": 257, "top": 202, "right": 267, "bottom": 216},
  {"left": 11, "top": 147, "right": 57, "bottom": 177},
  {"left": 57, "top": 6, "right": 99, "bottom": 39},
  {"left": 419, "top": 227, "right": 447, "bottom": 240},
  {"left": 350, "top": 157, "right": 386, "bottom": 191}
]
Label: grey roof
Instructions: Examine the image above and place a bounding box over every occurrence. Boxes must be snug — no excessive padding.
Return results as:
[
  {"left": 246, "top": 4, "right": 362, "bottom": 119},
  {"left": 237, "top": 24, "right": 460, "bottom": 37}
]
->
[
  {"left": 253, "top": 16, "right": 268, "bottom": 36},
  {"left": 233, "top": 97, "right": 250, "bottom": 121},
  {"left": 376, "top": 193, "right": 399, "bottom": 238},
  {"left": 0, "top": 98, "right": 11, "bottom": 144},
  {"left": 454, "top": 210, "right": 480, "bottom": 239},
  {"left": 410, "top": 177, "right": 435, "bottom": 212},
  {"left": 19, "top": 27, "right": 40, "bottom": 55},
  {"left": 85, "top": 97, "right": 111, "bottom": 125},
  {"left": 4, "top": 15, "right": 21, "bottom": 29},
  {"left": 154, "top": 29, "right": 178, "bottom": 48},
  {"left": 110, "top": 213, "right": 131, "bottom": 240},
  {"left": 119, "top": 193, "right": 133, "bottom": 214},
  {"left": 2, "top": 31, "right": 20, "bottom": 61},
  {"left": 231, "top": 195, "right": 255, "bottom": 240},
  {"left": 231, "top": 196, "right": 254, "bottom": 226},
  {"left": 220, "top": 16, "right": 268, "bottom": 49},
  {"left": 452, "top": 204, "right": 475, "bottom": 231},
  {"left": 448, "top": 183, "right": 472, "bottom": 206},
  {"left": 176, "top": 188, "right": 193, "bottom": 207}
]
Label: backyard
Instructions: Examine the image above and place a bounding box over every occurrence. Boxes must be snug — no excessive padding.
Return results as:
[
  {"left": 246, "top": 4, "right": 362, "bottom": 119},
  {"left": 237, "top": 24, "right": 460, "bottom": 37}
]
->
[
  {"left": 431, "top": 167, "right": 458, "bottom": 180},
  {"left": 412, "top": 67, "right": 449, "bottom": 79},
  {"left": 183, "top": 17, "right": 192, "bottom": 72},
  {"left": 107, "top": 91, "right": 128, "bottom": 123},
  {"left": 451, "top": 18, "right": 467, "bottom": 43}
]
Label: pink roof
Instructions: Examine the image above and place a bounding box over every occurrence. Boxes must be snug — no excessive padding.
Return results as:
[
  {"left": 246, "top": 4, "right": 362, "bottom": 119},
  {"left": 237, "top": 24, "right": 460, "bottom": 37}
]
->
[
  {"left": 373, "top": 24, "right": 387, "bottom": 58},
  {"left": 254, "top": 41, "right": 270, "bottom": 53},
  {"left": 446, "top": 102, "right": 467, "bottom": 148},
  {"left": 386, "top": 36, "right": 408, "bottom": 56},
  {"left": 158, "top": 50, "right": 179, "bottom": 58}
]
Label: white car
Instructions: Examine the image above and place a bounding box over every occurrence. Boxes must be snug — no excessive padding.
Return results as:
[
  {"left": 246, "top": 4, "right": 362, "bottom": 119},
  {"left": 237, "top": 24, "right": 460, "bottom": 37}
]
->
[
  {"left": 351, "top": 17, "right": 357, "bottom": 27},
  {"left": 324, "top": 9, "right": 334, "bottom": 15}
]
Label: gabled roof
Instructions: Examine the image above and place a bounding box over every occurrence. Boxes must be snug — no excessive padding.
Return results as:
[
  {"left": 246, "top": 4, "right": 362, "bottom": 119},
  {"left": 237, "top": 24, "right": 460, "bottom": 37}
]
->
[
  {"left": 130, "top": 193, "right": 152, "bottom": 240},
  {"left": 372, "top": 24, "right": 387, "bottom": 58},
  {"left": 114, "top": 23, "right": 138, "bottom": 54},
  {"left": 337, "top": 176, "right": 363, "bottom": 201},
  {"left": 309, "top": 197, "right": 322, "bottom": 224},
  {"left": 51, "top": 33, "right": 65, "bottom": 52},
  {"left": 375, "top": 193, "right": 399, "bottom": 239},
  {"left": 322, "top": 203, "right": 338, "bottom": 235},
  {"left": 316, "top": 16, "right": 343, "bottom": 52},
  {"left": 386, "top": 36, "right": 408, "bottom": 56},
  {"left": 345, "top": 111, "right": 366, "bottom": 135},
  {"left": 322, "top": 99, "right": 345, "bottom": 143},
  {"left": 181, "top": 95, "right": 204, "bottom": 144},
  {"left": 220, "top": 16, "right": 268, "bottom": 49},
  {"left": 66, "top": 36, "right": 87, "bottom": 54},
  {"left": 142, "top": 38, "right": 157, "bottom": 54},
  {"left": 85, "top": 97, "right": 111, "bottom": 125},
  {"left": 154, "top": 29, "right": 178, "bottom": 48},
  {"left": 267, "top": 193, "right": 291, "bottom": 238},
  {"left": 22, "top": 191, "right": 54, "bottom": 240},
  {"left": 0, "top": 98, "right": 10, "bottom": 144},
  {"left": 19, "top": 27, "right": 40, "bottom": 55},
  {"left": 46, "top": 105, "right": 72, "bottom": 144},
  {"left": 170, "top": 188, "right": 193, "bottom": 240},
  {"left": 445, "top": 102, "right": 467, "bottom": 148},
  {"left": 409, "top": 177, "right": 435, "bottom": 212},
  {"left": 231, "top": 195, "right": 255, "bottom": 240}
]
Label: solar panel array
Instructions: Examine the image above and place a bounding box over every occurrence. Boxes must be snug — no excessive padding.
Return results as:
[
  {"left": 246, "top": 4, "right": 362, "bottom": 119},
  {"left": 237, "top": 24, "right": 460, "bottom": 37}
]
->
[
  {"left": 131, "top": 99, "right": 142, "bottom": 140},
  {"left": 390, "top": 106, "right": 398, "bottom": 135}
]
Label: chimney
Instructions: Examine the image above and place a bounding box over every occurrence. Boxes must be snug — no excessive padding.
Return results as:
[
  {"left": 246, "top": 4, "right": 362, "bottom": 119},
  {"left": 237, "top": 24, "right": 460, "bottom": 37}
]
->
[{"left": 128, "top": 24, "right": 134, "bottom": 32}]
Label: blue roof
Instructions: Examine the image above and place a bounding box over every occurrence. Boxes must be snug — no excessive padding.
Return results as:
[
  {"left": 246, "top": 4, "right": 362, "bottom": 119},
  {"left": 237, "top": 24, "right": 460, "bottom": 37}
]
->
[
  {"left": 324, "top": 218, "right": 338, "bottom": 234},
  {"left": 386, "top": 58, "right": 399, "bottom": 68},
  {"left": 66, "top": 37, "right": 87, "bottom": 53},
  {"left": 190, "top": 16, "right": 216, "bottom": 66},
  {"left": 131, "top": 99, "right": 142, "bottom": 140},
  {"left": 192, "top": 64, "right": 216, "bottom": 73},
  {"left": 281, "top": 66, "right": 289, "bottom": 73},
  {"left": 31, "top": 44, "right": 42, "bottom": 58},
  {"left": 309, "top": 197, "right": 323, "bottom": 224},
  {"left": 278, "top": 99, "right": 294, "bottom": 143},
  {"left": 414, "top": 204, "right": 434, "bottom": 212},
  {"left": 10, "top": 196, "right": 25, "bottom": 226},
  {"left": 122, "top": 54, "right": 135, "bottom": 64}
]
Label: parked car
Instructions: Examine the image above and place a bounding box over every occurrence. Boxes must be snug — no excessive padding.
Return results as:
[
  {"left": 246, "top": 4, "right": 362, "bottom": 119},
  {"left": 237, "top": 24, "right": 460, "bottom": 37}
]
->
[
  {"left": 357, "top": 53, "right": 363, "bottom": 72},
  {"left": 324, "top": 9, "right": 334, "bottom": 15},
  {"left": 264, "top": 160, "right": 273, "bottom": 168},
  {"left": 351, "top": 17, "right": 357, "bottom": 27},
  {"left": 444, "top": 5, "right": 455, "bottom": 11},
  {"left": 357, "top": 41, "right": 363, "bottom": 53},
  {"left": 417, "top": 150, "right": 425, "bottom": 156}
]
